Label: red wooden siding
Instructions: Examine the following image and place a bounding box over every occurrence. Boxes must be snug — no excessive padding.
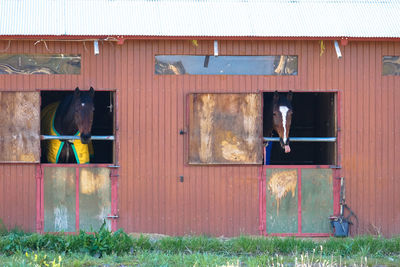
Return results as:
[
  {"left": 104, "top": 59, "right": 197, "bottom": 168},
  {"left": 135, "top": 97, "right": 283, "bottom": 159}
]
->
[
  {"left": 0, "top": 40, "right": 399, "bottom": 236},
  {"left": 0, "top": 164, "right": 36, "bottom": 231}
]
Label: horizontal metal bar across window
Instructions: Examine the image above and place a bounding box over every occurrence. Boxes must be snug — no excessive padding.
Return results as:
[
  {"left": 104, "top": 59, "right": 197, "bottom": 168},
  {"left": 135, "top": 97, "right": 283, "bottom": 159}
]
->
[
  {"left": 263, "top": 137, "right": 336, "bottom": 142},
  {"left": 41, "top": 135, "right": 114, "bottom": 141}
]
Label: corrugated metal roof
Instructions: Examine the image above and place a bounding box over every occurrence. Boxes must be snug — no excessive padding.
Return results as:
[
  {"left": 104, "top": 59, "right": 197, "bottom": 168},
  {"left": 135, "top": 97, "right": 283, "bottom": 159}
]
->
[{"left": 1, "top": 0, "right": 399, "bottom": 38}]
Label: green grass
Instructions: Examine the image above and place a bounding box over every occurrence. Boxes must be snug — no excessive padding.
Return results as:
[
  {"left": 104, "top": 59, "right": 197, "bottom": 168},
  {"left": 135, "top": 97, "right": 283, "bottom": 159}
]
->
[
  {"left": 0, "top": 224, "right": 399, "bottom": 266},
  {"left": 1, "top": 251, "right": 399, "bottom": 266}
]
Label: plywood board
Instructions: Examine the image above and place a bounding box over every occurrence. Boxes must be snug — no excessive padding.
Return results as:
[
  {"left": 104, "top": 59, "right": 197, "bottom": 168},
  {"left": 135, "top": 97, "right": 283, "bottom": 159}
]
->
[
  {"left": 0, "top": 92, "right": 40, "bottom": 162},
  {"left": 188, "top": 93, "right": 262, "bottom": 164}
]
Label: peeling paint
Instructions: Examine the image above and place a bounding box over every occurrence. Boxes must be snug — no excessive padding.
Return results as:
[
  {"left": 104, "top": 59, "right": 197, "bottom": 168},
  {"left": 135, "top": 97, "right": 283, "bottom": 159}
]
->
[
  {"left": 54, "top": 205, "right": 68, "bottom": 231},
  {"left": 241, "top": 94, "right": 259, "bottom": 151},
  {"left": 221, "top": 135, "right": 247, "bottom": 161},
  {"left": 267, "top": 170, "right": 297, "bottom": 214},
  {"left": 80, "top": 168, "right": 109, "bottom": 195}
]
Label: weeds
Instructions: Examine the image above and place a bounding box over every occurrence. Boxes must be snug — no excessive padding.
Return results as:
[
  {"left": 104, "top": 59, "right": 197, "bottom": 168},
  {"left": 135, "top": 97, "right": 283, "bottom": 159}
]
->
[
  {"left": 0, "top": 218, "right": 7, "bottom": 236},
  {"left": 24, "top": 252, "right": 62, "bottom": 267},
  {"left": 1, "top": 232, "right": 400, "bottom": 257},
  {"left": 0, "top": 224, "right": 399, "bottom": 266}
]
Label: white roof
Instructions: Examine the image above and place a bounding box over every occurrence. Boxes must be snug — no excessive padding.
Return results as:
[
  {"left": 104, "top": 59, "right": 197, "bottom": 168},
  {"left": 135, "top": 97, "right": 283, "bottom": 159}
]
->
[{"left": 1, "top": 0, "right": 399, "bottom": 38}]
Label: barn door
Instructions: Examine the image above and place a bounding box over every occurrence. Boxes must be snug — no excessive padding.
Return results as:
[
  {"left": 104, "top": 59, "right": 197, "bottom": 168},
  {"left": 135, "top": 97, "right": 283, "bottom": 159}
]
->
[
  {"left": 0, "top": 92, "right": 40, "bottom": 162},
  {"left": 188, "top": 93, "right": 263, "bottom": 164},
  {"left": 39, "top": 165, "right": 117, "bottom": 233},
  {"left": 262, "top": 167, "right": 334, "bottom": 236}
]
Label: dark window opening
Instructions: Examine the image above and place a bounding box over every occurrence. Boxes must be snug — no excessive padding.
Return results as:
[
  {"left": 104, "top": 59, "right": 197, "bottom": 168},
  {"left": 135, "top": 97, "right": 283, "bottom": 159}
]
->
[
  {"left": 263, "top": 92, "right": 336, "bottom": 165},
  {"left": 155, "top": 55, "right": 298, "bottom": 75},
  {"left": 40, "top": 91, "right": 114, "bottom": 164}
]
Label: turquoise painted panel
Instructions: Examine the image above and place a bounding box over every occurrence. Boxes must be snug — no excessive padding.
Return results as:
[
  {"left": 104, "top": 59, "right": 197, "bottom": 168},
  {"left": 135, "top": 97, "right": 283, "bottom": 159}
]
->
[
  {"left": 266, "top": 169, "right": 298, "bottom": 233},
  {"left": 301, "top": 169, "right": 333, "bottom": 233}
]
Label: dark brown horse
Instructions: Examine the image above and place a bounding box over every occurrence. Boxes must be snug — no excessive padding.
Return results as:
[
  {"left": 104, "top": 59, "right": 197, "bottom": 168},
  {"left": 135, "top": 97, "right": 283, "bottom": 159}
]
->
[
  {"left": 264, "top": 91, "right": 293, "bottom": 153},
  {"left": 41, "top": 87, "right": 95, "bottom": 163}
]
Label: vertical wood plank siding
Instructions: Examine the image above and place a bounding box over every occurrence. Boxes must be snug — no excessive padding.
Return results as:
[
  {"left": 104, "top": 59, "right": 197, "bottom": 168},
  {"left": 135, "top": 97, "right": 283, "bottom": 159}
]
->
[{"left": 0, "top": 40, "right": 399, "bottom": 236}]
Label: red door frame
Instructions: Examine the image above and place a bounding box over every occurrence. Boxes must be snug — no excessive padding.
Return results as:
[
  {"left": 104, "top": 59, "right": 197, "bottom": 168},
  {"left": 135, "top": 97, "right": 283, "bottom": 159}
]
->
[
  {"left": 36, "top": 89, "right": 120, "bottom": 233},
  {"left": 259, "top": 90, "right": 342, "bottom": 236}
]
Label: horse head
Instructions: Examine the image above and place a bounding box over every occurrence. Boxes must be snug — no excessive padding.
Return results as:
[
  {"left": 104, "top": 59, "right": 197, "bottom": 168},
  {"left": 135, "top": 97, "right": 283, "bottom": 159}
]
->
[
  {"left": 73, "top": 87, "right": 95, "bottom": 144},
  {"left": 272, "top": 91, "right": 293, "bottom": 153}
]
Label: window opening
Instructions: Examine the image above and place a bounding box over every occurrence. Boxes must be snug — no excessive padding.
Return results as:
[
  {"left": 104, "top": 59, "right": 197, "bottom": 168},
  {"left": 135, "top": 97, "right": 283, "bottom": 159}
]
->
[
  {"left": 263, "top": 92, "right": 336, "bottom": 165},
  {"left": 0, "top": 54, "right": 81, "bottom": 74},
  {"left": 382, "top": 56, "right": 400, "bottom": 76},
  {"left": 156, "top": 55, "right": 298, "bottom": 75},
  {"left": 40, "top": 90, "right": 115, "bottom": 164}
]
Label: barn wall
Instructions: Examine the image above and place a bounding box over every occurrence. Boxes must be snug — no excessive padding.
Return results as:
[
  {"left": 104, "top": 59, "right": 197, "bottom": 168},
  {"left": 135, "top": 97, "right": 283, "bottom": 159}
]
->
[
  {"left": 0, "top": 40, "right": 399, "bottom": 237},
  {"left": 0, "top": 164, "right": 36, "bottom": 231}
]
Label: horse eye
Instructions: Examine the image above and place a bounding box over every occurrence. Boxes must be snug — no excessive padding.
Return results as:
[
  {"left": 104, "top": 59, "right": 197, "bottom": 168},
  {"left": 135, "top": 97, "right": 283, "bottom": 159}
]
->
[{"left": 273, "top": 112, "right": 277, "bottom": 116}]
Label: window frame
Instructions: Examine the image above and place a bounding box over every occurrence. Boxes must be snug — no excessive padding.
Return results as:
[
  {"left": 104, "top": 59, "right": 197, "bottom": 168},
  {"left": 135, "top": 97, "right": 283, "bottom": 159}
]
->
[
  {"left": 36, "top": 88, "right": 120, "bottom": 233},
  {"left": 185, "top": 90, "right": 340, "bottom": 167},
  {"left": 155, "top": 55, "right": 298, "bottom": 76}
]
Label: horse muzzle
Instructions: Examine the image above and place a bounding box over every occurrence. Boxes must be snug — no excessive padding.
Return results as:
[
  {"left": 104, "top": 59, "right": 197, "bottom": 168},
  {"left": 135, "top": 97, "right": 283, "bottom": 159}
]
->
[
  {"left": 279, "top": 138, "right": 291, "bottom": 153},
  {"left": 80, "top": 133, "right": 92, "bottom": 144}
]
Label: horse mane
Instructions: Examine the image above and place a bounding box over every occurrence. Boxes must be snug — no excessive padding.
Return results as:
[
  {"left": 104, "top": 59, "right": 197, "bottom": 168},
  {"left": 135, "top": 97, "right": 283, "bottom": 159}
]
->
[{"left": 53, "top": 94, "right": 76, "bottom": 135}]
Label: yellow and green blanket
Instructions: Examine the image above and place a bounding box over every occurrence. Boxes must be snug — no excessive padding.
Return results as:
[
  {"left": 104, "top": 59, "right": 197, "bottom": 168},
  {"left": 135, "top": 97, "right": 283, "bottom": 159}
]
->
[{"left": 41, "top": 102, "right": 93, "bottom": 163}]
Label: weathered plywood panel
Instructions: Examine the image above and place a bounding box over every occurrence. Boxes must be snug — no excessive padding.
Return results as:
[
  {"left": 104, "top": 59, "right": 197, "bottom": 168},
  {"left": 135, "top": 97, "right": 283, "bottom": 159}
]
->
[
  {"left": 0, "top": 92, "right": 40, "bottom": 162},
  {"left": 301, "top": 169, "right": 333, "bottom": 233},
  {"left": 79, "top": 168, "right": 111, "bottom": 231},
  {"left": 189, "top": 93, "right": 262, "bottom": 164},
  {"left": 266, "top": 169, "right": 298, "bottom": 233},
  {"left": 43, "top": 167, "right": 76, "bottom": 232}
]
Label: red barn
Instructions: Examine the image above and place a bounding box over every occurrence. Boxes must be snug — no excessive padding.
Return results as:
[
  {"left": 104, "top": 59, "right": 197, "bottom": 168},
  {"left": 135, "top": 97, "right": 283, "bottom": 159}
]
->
[{"left": 0, "top": 0, "right": 399, "bottom": 237}]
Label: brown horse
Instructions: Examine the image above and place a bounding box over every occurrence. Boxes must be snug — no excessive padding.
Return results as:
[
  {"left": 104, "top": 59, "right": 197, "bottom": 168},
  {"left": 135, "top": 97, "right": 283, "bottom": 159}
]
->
[
  {"left": 264, "top": 91, "right": 293, "bottom": 153},
  {"left": 41, "top": 87, "right": 95, "bottom": 163}
]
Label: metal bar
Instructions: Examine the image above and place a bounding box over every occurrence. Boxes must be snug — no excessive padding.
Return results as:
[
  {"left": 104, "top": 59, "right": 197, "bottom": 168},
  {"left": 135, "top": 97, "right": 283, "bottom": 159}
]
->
[
  {"left": 41, "top": 135, "right": 114, "bottom": 140},
  {"left": 75, "top": 167, "right": 80, "bottom": 232},
  {"left": 263, "top": 137, "right": 336, "bottom": 142}
]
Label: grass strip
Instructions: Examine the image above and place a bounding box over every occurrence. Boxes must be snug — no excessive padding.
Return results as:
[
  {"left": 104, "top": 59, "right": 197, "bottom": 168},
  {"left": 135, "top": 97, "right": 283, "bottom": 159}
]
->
[{"left": 0, "top": 225, "right": 399, "bottom": 260}]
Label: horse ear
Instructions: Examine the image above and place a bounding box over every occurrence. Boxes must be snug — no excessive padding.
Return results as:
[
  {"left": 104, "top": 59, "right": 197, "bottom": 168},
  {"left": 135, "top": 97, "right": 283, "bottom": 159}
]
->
[
  {"left": 74, "top": 87, "right": 80, "bottom": 98},
  {"left": 287, "top": 91, "right": 293, "bottom": 102},
  {"left": 273, "top": 91, "right": 279, "bottom": 103},
  {"left": 89, "top": 87, "right": 95, "bottom": 98}
]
